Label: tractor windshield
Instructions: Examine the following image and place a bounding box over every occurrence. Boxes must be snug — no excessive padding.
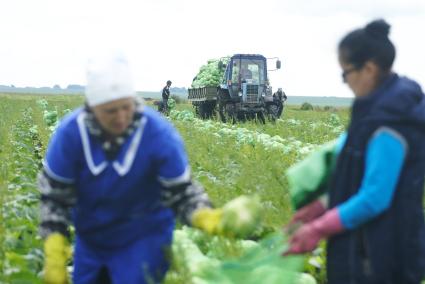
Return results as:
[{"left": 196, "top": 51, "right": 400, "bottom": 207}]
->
[{"left": 231, "top": 58, "right": 266, "bottom": 85}]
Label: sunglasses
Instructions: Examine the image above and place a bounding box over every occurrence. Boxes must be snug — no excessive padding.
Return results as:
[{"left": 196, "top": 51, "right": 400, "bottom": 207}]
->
[{"left": 341, "top": 67, "right": 360, "bottom": 82}]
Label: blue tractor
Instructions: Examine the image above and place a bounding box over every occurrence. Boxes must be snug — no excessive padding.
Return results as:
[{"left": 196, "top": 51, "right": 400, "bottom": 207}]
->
[{"left": 189, "top": 54, "right": 282, "bottom": 123}]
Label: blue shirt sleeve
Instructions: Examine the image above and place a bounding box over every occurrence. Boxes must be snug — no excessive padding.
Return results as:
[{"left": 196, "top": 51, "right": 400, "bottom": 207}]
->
[
  {"left": 155, "top": 127, "right": 190, "bottom": 187},
  {"left": 337, "top": 128, "right": 406, "bottom": 229},
  {"left": 44, "top": 125, "right": 78, "bottom": 184}
]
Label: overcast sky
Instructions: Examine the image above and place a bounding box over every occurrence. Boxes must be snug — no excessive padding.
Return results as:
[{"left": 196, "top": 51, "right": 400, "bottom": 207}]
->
[{"left": 1, "top": 0, "right": 424, "bottom": 97}]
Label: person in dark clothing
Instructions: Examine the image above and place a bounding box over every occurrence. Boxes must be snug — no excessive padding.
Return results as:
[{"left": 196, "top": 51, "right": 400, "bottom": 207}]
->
[
  {"left": 161, "top": 80, "right": 172, "bottom": 114},
  {"left": 274, "top": 88, "right": 286, "bottom": 117},
  {"left": 285, "top": 19, "right": 425, "bottom": 284},
  {"left": 277, "top": 88, "right": 287, "bottom": 102}
]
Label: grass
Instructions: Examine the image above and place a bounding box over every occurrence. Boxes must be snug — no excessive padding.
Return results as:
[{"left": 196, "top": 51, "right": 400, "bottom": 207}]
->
[{"left": 0, "top": 93, "right": 348, "bottom": 284}]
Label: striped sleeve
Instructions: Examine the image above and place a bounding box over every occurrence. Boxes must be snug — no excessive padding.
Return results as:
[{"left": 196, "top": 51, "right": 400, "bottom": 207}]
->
[
  {"left": 38, "top": 170, "right": 76, "bottom": 239},
  {"left": 160, "top": 179, "right": 212, "bottom": 225}
]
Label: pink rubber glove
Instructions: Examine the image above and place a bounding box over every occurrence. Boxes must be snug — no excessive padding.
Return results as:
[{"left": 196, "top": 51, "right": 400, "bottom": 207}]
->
[
  {"left": 287, "top": 198, "right": 327, "bottom": 228},
  {"left": 285, "top": 208, "right": 344, "bottom": 255}
]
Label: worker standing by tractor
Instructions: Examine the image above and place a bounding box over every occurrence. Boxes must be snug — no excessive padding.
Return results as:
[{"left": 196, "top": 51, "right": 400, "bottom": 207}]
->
[
  {"left": 38, "top": 53, "right": 258, "bottom": 284},
  {"left": 273, "top": 88, "right": 287, "bottom": 118},
  {"left": 161, "top": 80, "right": 172, "bottom": 114}
]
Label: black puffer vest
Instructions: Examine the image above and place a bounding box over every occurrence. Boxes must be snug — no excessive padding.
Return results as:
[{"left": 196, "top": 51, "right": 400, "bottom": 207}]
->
[{"left": 327, "top": 74, "right": 425, "bottom": 284}]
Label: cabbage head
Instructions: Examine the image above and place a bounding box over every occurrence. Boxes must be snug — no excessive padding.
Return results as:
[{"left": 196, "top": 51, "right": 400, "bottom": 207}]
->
[{"left": 220, "top": 195, "right": 262, "bottom": 238}]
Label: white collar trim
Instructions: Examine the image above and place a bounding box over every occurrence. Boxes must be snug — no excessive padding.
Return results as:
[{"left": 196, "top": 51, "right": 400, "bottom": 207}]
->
[
  {"left": 77, "top": 112, "right": 108, "bottom": 175},
  {"left": 76, "top": 111, "right": 147, "bottom": 176},
  {"left": 112, "top": 116, "right": 147, "bottom": 176}
]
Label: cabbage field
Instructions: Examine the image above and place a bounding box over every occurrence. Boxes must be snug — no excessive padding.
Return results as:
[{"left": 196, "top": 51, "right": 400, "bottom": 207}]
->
[{"left": 0, "top": 93, "right": 351, "bottom": 283}]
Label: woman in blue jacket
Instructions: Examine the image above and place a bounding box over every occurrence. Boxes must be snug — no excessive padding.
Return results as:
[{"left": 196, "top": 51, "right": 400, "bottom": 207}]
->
[
  {"left": 286, "top": 19, "right": 425, "bottom": 283},
  {"left": 39, "top": 54, "right": 236, "bottom": 284}
]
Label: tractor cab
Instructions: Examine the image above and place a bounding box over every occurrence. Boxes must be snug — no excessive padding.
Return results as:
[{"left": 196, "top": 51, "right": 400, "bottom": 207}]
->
[{"left": 219, "top": 54, "right": 280, "bottom": 104}]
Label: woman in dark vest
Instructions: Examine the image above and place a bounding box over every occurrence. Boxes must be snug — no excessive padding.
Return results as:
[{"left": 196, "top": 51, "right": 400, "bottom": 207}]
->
[{"left": 286, "top": 19, "right": 425, "bottom": 283}]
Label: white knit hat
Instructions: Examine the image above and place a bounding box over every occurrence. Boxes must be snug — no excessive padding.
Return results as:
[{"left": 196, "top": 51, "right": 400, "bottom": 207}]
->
[{"left": 85, "top": 52, "right": 136, "bottom": 107}]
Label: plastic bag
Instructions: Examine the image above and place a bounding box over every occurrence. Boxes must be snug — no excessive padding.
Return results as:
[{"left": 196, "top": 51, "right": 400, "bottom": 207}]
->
[
  {"left": 193, "top": 232, "right": 304, "bottom": 284},
  {"left": 286, "top": 139, "right": 338, "bottom": 210}
]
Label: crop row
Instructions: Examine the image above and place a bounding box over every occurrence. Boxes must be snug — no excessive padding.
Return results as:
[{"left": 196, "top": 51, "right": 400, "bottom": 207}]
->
[
  {"left": 2, "top": 108, "right": 44, "bottom": 284},
  {"left": 0, "top": 98, "right": 327, "bottom": 283}
]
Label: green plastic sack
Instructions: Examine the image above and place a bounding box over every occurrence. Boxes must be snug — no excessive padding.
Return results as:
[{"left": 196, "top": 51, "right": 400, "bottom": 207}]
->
[
  {"left": 286, "top": 139, "right": 338, "bottom": 210},
  {"left": 172, "top": 227, "right": 306, "bottom": 284},
  {"left": 195, "top": 232, "right": 304, "bottom": 284}
]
